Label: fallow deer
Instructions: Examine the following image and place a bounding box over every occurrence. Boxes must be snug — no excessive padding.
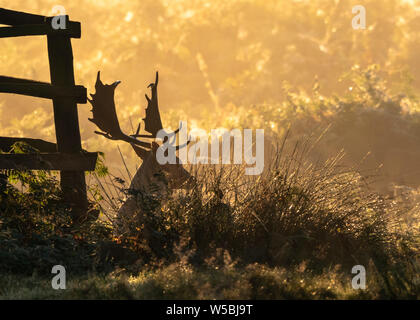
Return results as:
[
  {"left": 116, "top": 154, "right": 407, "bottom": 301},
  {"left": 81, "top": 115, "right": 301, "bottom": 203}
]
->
[{"left": 88, "top": 71, "right": 193, "bottom": 233}]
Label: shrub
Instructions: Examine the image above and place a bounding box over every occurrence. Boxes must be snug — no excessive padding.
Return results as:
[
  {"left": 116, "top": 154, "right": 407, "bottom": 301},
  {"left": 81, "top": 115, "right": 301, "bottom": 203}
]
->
[{"left": 0, "top": 143, "right": 115, "bottom": 275}]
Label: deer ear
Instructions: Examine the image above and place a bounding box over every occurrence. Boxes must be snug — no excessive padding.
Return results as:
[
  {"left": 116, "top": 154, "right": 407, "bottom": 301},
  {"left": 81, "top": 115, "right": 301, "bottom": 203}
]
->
[
  {"left": 152, "top": 141, "right": 160, "bottom": 150},
  {"left": 95, "top": 71, "right": 103, "bottom": 88},
  {"left": 111, "top": 80, "right": 121, "bottom": 88}
]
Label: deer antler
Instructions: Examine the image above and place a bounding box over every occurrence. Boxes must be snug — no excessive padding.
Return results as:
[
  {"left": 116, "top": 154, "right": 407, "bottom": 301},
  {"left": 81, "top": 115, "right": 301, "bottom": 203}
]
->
[
  {"left": 132, "top": 72, "right": 189, "bottom": 150},
  {"left": 88, "top": 71, "right": 151, "bottom": 149},
  {"left": 89, "top": 71, "right": 190, "bottom": 152}
]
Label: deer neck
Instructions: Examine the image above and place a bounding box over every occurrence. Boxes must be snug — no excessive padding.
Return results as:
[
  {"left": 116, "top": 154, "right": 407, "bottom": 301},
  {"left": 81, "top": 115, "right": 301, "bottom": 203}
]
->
[{"left": 129, "top": 152, "right": 168, "bottom": 194}]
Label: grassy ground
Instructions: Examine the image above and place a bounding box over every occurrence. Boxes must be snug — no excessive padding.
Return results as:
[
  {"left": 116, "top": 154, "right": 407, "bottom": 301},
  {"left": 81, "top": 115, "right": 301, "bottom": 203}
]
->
[
  {"left": 1, "top": 148, "right": 418, "bottom": 299},
  {"left": 1, "top": 262, "right": 411, "bottom": 300}
]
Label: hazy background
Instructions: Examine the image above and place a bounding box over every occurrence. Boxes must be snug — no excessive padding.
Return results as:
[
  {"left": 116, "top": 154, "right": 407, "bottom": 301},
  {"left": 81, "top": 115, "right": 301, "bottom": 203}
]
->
[{"left": 1, "top": 0, "right": 420, "bottom": 186}]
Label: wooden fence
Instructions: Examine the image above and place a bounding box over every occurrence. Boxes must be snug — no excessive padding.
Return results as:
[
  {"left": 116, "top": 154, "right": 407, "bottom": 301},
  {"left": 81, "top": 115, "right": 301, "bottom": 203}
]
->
[{"left": 0, "top": 8, "right": 98, "bottom": 221}]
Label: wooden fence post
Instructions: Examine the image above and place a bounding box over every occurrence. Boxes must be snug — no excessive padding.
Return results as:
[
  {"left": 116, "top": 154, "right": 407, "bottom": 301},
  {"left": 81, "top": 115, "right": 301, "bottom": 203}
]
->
[{"left": 47, "top": 32, "right": 87, "bottom": 221}]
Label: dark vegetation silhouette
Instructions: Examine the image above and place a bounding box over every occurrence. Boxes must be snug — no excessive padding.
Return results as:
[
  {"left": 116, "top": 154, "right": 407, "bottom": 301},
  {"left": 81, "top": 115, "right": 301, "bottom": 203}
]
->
[
  {"left": 1, "top": 69, "right": 419, "bottom": 298},
  {"left": 0, "top": 1, "right": 420, "bottom": 299}
]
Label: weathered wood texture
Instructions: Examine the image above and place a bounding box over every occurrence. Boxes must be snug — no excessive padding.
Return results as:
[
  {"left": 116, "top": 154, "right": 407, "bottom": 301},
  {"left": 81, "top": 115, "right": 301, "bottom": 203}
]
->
[
  {"left": 0, "top": 75, "right": 47, "bottom": 84},
  {"left": 0, "top": 152, "right": 97, "bottom": 171},
  {"left": 0, "top": 22, "right": 81, "bottom": 38},
  {"left": 0, "top": 9, "right": 80, "bottom": 38},
  {"left": 0, "top": 137, "right": 57, "bottom": 152},
  {"left": 0, "top": 8, "right": 94, "bottom": 221},
  {"left": 0, "top": 82, "right": 86, "bottom": 103},
  {"left": 0, "top": 8, "right": 46, "bottom": 25},
  {"left": 47, "top": 32, "right": 89, "bottom": 218},
  {"left": 0, "top": 136, "right": 92, "bottom": 153}
]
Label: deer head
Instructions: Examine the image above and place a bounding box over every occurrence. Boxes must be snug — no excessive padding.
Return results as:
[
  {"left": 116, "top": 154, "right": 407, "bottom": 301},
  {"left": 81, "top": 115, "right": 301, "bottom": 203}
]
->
[{"left": 88, "top": 71, "right": 193, "bottom": 192}]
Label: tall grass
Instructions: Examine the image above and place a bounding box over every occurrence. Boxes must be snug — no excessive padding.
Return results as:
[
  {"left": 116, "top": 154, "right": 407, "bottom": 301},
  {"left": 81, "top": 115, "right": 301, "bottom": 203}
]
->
[
  {"left": 1, "top": 136, "right": 418, "bottom": 298},
  {"left": 100, "top": 134, "right": 418, "bottom": 298}
]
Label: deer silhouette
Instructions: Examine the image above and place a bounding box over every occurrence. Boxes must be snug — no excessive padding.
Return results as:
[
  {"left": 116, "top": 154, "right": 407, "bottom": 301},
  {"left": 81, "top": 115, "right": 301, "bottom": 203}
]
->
[{"left": 88, "top": 71, "right": 193, "bottom": 232}]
